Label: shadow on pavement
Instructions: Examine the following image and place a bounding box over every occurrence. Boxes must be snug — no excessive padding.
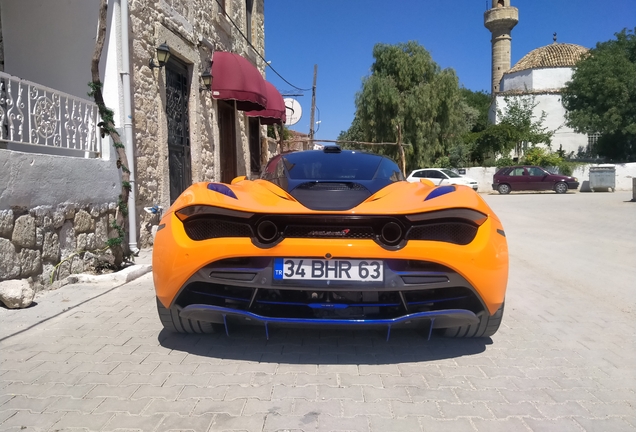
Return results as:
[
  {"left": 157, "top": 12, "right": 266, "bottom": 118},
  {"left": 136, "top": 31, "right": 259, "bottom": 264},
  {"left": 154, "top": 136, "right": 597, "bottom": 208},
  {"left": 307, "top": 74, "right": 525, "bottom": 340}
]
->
[{"left": 158, "top": 326, "right": 491, "bottom": 364}]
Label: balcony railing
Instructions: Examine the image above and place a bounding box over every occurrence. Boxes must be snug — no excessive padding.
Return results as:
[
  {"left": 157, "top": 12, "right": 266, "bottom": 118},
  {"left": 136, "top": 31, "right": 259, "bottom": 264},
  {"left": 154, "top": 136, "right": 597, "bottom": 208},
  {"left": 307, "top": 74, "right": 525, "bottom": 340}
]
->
[{"left": 0, "top": 71, "right": 102, "bottom": 158}]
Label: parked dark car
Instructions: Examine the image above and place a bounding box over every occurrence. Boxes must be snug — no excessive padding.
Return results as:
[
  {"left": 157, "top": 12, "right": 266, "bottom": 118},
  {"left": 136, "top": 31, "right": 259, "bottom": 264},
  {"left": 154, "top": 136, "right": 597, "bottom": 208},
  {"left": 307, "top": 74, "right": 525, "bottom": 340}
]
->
[{"left": 492, "top": 165, "right": 579, "bottom": 194}]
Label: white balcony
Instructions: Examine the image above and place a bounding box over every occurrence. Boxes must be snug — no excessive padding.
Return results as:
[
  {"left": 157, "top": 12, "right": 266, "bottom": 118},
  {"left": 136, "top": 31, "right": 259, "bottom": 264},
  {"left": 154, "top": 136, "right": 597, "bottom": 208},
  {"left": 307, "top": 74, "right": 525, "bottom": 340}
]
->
[{"left": 0, "top": 71, "right": 102, "bottom": 158}]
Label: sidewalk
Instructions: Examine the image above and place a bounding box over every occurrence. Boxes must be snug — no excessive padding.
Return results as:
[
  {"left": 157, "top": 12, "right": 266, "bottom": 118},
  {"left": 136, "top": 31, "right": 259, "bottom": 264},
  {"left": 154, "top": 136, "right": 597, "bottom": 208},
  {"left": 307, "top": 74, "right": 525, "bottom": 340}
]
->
[{"left": 0, "top": 248, "right": 153, "bottom": 341}]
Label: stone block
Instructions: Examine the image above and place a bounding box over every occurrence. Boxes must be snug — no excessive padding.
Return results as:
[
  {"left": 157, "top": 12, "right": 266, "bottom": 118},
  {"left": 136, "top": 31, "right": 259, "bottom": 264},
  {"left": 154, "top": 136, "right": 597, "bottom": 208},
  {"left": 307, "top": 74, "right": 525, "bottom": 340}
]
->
[
  {"left": 0, "top": 238, "right": 21, "bottom": 280},
  {"left": 59, "top": 221, "right": 76, "bottom": 257},
  {"left": 42, "top": 231, "right": 60, "bottom": 262},
  {"left": 58, "top": 203, "right": 76, "bottom": 220},
  {"left": 30, "top": 206, "right": 54, "bottom": 228},
  {"left": 19, "top": 249, "right": 42, "bottom": 277},
  {"left": 0, "top": 279, "right": 35, "bottom": 308},
  {"left": 12, "top": 215, "right": 37, "bottom": 248},
  {"left": 0, "top": 209, "right": 14, "bottom": 238},
  {"left": 74, "top": 210, "right": 94, "bottom": 233}
]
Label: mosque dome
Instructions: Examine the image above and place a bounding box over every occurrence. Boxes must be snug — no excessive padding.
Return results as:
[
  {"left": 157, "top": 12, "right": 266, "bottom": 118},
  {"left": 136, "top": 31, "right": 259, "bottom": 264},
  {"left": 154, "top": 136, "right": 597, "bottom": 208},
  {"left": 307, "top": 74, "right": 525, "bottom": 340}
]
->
[{"left": 507, "top": 43, "right": 589, "bottom": 74}]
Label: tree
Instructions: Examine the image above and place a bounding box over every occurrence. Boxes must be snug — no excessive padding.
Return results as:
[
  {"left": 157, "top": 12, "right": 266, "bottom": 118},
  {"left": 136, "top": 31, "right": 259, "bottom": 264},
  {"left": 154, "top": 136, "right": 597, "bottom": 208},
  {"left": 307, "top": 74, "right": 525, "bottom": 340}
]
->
[
  {"left": 562, "top": 28, "right": 636, "bottom": 161},
  {"left": 496, "top": 94, "right": 554, "bottom": 154},
  {"left": 340, "top": 41, "right": 466, "bottom": 173}
]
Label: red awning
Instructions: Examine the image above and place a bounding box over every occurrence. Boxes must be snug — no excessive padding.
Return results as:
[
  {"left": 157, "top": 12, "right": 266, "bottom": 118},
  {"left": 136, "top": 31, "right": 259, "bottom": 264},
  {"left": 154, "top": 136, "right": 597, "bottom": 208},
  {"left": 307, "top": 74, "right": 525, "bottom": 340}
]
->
[
  {"left": 245, "top": 81, "right": 286, "bottom": 125},
  {"left": 211, "top": 52, "right": 267, "bottom": 111}
]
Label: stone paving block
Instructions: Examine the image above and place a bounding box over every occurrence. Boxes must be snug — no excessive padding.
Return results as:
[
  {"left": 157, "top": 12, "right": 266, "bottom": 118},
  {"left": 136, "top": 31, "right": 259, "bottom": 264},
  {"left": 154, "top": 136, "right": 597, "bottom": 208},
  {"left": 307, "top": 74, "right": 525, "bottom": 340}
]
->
[
  {"left": 155, "top": 413, "right": 215, "bottom": 432},
  {"left": 0, "top": 410, "right": 64, "bottom": 430},
  {"left": 0, "top": 408, "right": 17, "bottom": 424},
  {"left": 487, "top": 401, "right": 544, "bottom": 419},
  {"left": 274, "top": 363, "right": 316, "bottom": 375},
  {"left": 51, "top": 411, "right": 113, "bottom": 430},
  {"left": 472, "top": 416, "right": 530, "bottom": 432},
  {"left": 316, "top": 414, "right": 370, "bottom": 432},
  {"left": 574, "top": 416, "right": 636, "bottom": 432},
  {"left": 523, "top": 417, "right": 586, "bottom": 432},
  {"left": 121, "top": 372, "right": 170, "bottom": 386},
  {"left": 369, "top": 415, "right": 424, "bottom": 432},
  {"left": 363, "top": 386, "right": 411, "bottom": 403},
  {"left": 206, "top": 373, "right": 254, "bottom": 386},
  {"left": 453, "top": 389, "right": 508, "bottom": 403},
  {"left": 535, "top": 401, "right": 593, "bottom": 418},
  {"left": 177, "top": 385, "right": 227, "bottom": 400},
  {"left": 253, "top": 373, "right": 296, "bottom": 388},
  {"left": 317, "top": 364, "right": 359, "bottom": 375},
  {"left": 131, "top": 384, "right": 183, "bottom": 400},
  {"left": 3, "top": 383, "right": 50, "bottom": 399},
  {"left": 262, "top": 412, "right": 318, "bottom": 432},
  {"left": 163, "top": 373, "right": 212, "bottom": 387},
  {"left": 498, "top": 388, "right": 555, "bottom": 403},
  {"left": 342, "top": 401, "right": 392, "bottom": 418},
  {"left": 579, "top": 401, "right": 635, "bottom": 417},
  {"left": 293, "top": 398, "right": 340, "bottom": 416},
  {"left": 29, "top": 361, "right": 78, "bottom": 374},
  {"left": 317, "top": 385, "right": 363, "bottom": 402},
  {"left": 209, "top": 412, "right": 266, "bottom": 431},
  {"left": 0, "top": 395, "right": 57, "bottom": 413},
  {"left": 92, "top": 397, "right": 150, "bottom": 415},
  {"left": 390, "top": 400, "right": 440, "bottom": 419},
  {"left": 142, "top": 398, "right": 196, "bottom": 415},
  {"left": 588, "top": 388, "right": 636, "bottom": 403},
  {"left": 224, "top": 384, "right": 273, "bottom": 401},
  {"left": 338, "top": 373, "right": 382, "bottom": 389},
  {"left": 77, "top": 372, "right": 128, "bottom": 386},
  {"left": 295, "top": 373, "right": 337, "bottom": 387},
  {"left": 85, "top": 384, "right": 138, "bottom": 399},
  {"left": 192, "top": 399, "right": 245, "bottom": 416},
  {"left": 146, "top": 362, "right": 199, "bottom": 376},
  {"left": 397, "top": 364, "right": 442, "bottom": 377},
  {"left": 379, "top": 374, "right": 425, "bottom": 388},
  {"left": 67, "top": 362, "right": 117, "bottom": 375},
  {"left": 406, "top": 387, "right": 458, "bottom": 403},
  {"left": 414, "top": 416, "right": 475, "bottom": 431},
  {"left": 194, "top": 363, "right": 241, "bottom": 375},
  {"left": 236, "top": 362, "right": 279, "bottom": 374},
  {"left": 357, "top": 364, "right": 400, "bottom": 376},
  {"left": 272, "top": 384, "right": 317, "bottom": 400},
  {"left": 243, "top": 398, "right": 294, "bottom": 416},
  {"left": 98, "top": 344, "right": 141, "bottom": 355},
  {"left": 0, "top": 370, "right": 47, "bottom": 385},
  {"left": 102, "top": 412, "right": 165, "bottom": 431},
  {"left": 44, "top": 396, "right": 105, "bottom": 414},
  {"left": 438, "top": 401, "right": 494, "bottom": 419},
  {"left": 544, "top": 388, "right": 601, "bottom": 403}
]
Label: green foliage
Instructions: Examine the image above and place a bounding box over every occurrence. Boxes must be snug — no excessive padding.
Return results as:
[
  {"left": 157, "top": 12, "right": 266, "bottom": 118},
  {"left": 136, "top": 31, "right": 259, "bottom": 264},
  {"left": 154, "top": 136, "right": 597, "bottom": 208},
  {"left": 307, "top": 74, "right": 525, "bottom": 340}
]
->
[
  {"left": 523, "top": 147, "right": 562, "bottom": 167},
  {"left": 460, "top": 88, "right": 491, "bottom": 133},
  {"left": 267, "top": 124, "right": 292, "bottom": 141},
  {"left": 495, "top": 156, "right": 515, "bottom": 168},
  {"left": 340, "top": 41, "right": 467, "bottom": 171},
  {"left": 562, "top": 28, "right": 636, "bottom": 161},
  {"left": 498, "top": 94, "right": 554, "bottom": 150}
]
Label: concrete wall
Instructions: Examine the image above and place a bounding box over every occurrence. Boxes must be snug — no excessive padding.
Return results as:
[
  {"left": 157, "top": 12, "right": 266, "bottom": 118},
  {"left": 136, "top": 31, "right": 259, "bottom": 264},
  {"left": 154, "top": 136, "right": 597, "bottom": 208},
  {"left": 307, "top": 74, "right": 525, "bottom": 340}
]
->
[
  {"left": 0, "top": 149, "right": 120, "bottom": 209},
  {"left": 464, "top": 162, "right": 636, "bottom": 193}
]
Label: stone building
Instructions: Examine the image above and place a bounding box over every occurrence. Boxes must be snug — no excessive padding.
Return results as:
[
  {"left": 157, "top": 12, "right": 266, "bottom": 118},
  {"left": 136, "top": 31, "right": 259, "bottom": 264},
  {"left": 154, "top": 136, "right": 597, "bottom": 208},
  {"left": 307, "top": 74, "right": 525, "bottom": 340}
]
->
[
  {"left": 0, "top": 0, "right": 282, "bottom": 296},
  {"left": 484, "top": 0, "right": 591, "bottom": 156}
]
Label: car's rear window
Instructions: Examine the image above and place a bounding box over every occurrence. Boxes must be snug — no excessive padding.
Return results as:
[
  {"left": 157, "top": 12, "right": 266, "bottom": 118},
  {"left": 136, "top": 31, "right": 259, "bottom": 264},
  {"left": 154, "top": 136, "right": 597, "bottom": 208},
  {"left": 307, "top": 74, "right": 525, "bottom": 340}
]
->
[{"left": 283, "top": 150, "right": 402, "bottom": 181}]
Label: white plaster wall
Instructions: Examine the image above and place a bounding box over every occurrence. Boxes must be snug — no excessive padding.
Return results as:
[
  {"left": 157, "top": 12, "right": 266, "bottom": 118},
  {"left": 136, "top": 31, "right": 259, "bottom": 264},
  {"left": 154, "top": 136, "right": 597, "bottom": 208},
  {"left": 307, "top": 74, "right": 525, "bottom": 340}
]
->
[
  {"left": 464, "top": 163, "right": 636, "bottom": 193},
  {"left": 0, "top": 0, "right": 106, "bottom": 100},
  {"left": 501, "top": 70, "right": 532, "bottom": 92},
  {"left": 493, "top": 93, "right": 587, "bottom": 155},
  {"left": 0, "top": 149, "right": 120, "bottom": 209},
  {"left": 532, "top": 68, "right": 573, "bottom": 90}
]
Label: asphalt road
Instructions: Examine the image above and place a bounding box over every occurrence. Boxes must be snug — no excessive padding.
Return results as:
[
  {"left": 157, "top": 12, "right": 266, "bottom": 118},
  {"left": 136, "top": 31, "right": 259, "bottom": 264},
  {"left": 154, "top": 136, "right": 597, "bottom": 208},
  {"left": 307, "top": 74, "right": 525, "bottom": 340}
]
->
[{"left": 1, "top": 191, "right": 635, "bottom": 431}]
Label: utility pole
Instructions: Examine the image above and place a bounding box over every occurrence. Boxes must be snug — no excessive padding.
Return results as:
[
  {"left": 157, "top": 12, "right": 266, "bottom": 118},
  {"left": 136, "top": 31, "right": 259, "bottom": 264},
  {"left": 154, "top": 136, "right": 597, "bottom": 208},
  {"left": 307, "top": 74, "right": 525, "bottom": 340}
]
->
[{"left": 308, "top": 64, "right": 318, "bottom": 150}]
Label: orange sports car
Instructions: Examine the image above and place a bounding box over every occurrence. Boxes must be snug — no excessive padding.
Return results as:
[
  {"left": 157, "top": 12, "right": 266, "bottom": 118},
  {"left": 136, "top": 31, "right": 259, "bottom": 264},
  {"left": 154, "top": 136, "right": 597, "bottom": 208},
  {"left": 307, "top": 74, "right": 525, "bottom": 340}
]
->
[{"left": 153, "top": 146, "right": 508, "bottom": 339}]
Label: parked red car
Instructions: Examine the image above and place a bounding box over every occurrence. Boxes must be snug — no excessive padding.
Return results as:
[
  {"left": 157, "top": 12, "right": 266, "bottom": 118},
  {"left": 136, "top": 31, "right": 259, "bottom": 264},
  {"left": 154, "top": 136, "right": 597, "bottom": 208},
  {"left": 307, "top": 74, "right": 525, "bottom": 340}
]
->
[{"left": 493, "top": 166, "right": 579, "bottom": 194}]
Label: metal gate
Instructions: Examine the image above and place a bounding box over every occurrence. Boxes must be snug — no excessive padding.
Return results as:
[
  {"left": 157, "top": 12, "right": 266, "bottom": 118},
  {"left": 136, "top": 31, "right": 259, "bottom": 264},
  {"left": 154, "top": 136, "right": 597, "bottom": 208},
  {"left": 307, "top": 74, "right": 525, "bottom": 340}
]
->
[{"left": 166, "top": 59, "right": 192, "bottom": 203}]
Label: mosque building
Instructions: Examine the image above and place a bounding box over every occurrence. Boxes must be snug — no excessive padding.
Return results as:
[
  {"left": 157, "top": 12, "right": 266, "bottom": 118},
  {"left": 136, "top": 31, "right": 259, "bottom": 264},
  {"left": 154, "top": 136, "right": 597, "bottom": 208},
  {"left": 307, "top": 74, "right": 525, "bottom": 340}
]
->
[{"left": 484, "top": 0, "right": 592, "bottom": 157}]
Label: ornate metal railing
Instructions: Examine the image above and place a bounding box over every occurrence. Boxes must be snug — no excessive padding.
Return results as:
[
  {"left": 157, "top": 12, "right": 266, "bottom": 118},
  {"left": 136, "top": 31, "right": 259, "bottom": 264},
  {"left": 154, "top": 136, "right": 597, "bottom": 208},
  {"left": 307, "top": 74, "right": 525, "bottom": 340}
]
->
[{"left": 0, "top": 71, "right": 102, "bottom": 158}]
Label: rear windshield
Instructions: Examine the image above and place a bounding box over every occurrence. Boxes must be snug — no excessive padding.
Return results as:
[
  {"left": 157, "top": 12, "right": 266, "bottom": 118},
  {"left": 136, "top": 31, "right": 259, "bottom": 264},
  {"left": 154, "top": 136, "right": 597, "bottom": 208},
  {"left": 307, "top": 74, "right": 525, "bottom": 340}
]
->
[{"left": 283, "top": 150, "right": 403, "bottom": 181}]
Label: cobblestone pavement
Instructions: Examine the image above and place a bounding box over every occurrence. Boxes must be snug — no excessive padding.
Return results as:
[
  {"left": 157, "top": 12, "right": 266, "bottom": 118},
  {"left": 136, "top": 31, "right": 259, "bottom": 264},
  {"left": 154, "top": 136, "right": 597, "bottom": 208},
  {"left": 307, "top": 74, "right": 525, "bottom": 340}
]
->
[{"left": 1, "top": 191, "right": 635, "bottom": 431}]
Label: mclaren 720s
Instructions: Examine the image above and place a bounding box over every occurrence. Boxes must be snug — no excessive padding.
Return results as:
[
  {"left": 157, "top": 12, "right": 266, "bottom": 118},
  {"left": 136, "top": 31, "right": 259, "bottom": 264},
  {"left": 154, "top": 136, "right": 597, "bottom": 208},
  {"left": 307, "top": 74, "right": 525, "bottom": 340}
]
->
[{"left": 152, "top": 146, "right": 508, "bottom": 340}]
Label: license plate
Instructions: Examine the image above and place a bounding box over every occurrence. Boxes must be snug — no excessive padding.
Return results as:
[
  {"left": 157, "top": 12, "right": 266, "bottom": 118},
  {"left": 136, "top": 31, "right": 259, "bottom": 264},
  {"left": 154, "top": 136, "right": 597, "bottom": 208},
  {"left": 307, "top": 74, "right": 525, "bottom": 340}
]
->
[{"left": 273, "top": 258, "right": 383, "bottom": 282}]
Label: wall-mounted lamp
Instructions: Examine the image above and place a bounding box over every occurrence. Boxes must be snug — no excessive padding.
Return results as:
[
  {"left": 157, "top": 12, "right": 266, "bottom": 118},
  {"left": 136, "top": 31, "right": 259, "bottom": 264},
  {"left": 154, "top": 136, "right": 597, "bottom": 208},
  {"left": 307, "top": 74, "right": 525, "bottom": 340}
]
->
[
  {"left": 149, "top": 42, "right": 171, "bottom": 69},
  {"left": 199, "top": 60, "right": 214, "bottom": 92}
]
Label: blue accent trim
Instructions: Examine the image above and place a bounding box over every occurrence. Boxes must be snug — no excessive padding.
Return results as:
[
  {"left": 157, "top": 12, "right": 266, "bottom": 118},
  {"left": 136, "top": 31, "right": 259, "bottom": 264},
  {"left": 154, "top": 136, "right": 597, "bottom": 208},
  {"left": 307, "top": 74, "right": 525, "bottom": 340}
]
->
[
  {"left": 181, "top": 304, "right": 476, "bottom": 327},
  {"left": 207, "top": 183, "right": 238, "bottom": 199},
  {"left": 424, "top": 185, "right": 456, "bottom": 201}
]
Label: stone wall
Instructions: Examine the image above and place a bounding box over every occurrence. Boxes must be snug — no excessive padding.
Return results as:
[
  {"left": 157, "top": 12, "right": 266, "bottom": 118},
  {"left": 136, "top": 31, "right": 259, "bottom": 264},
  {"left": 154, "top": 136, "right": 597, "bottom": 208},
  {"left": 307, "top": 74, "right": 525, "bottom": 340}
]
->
[
  {"left": 0, "top": 202, "right": 120, "bottom": 289},
  {"left": 129, "top": 0, "right": 266, "bottom": 248}
]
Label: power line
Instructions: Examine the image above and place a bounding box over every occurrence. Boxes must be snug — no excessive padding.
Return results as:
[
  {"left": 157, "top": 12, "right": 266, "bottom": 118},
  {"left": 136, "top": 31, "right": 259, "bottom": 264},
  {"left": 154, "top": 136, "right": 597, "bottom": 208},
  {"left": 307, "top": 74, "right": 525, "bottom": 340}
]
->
[{"left": 214, "top": 0, "right": 311, "bottom": 92}]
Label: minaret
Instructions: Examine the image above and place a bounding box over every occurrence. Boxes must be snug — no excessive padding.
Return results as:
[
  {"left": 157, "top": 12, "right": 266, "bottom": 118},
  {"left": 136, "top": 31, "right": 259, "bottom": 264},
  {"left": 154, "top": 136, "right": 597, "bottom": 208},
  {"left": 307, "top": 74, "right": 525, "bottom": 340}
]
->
[{"left": 484, "top": 0, "right": 518, "bottom": 94}]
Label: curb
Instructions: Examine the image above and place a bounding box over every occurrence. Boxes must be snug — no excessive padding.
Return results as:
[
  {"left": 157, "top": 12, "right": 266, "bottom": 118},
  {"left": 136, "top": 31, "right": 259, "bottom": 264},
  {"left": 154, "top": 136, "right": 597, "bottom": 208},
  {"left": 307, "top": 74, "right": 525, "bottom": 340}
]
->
[{"left": 73, "top": 264, "right": 152, "bottom": 285}]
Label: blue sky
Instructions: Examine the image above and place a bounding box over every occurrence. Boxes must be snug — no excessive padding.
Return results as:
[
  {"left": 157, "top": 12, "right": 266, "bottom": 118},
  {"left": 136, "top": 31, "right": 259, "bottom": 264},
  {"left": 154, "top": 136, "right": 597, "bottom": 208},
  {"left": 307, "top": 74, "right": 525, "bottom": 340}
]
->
[{"left": 263, "top": 0, "right": 635, "bottom": 141}]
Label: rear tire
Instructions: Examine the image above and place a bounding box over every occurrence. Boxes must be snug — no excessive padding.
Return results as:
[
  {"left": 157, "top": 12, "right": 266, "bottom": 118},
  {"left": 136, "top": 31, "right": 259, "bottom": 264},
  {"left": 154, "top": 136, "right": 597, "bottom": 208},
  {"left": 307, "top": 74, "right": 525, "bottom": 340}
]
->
[
  {"left": 497, "top": 184, "right": 511, "bottom": 195},
  {"left": 156, "top": 298, "right": 217, "bottom": 334},
  {"left": 441, "top": 302, "right": 504, "bottom": 338}
]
